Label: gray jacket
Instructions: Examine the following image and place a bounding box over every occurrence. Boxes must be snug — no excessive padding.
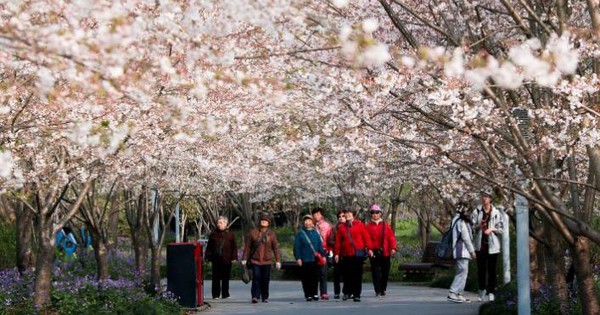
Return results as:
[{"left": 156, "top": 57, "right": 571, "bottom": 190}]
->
[
  {"left": 451, "top": 215, "right": 475, "bottom": 260},
  {"left": 470, "top": 205, "right": 504, "bottom": 254}
]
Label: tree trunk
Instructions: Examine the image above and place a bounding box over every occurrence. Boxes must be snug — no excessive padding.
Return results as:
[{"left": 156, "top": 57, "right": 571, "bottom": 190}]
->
[
  {"left": 150, "top": 246, "right": 162, "bottom": 291},
  {"left": 131, "top": 230, "right": 148, "bottom": 273},
  {"left": 91, "top": 229, "right": 110, "bottom": 281},
  {"left": 545, "top": 229, "right": 570, "bottom": 314},
  {"left": 390, "top": 198, "right": 399, "bottom": 233},
  {"left": 33, "top": 218, "right": 55, "bottom": 307},
  {"left": 572, "top": 237, "right": 600, "bottom": 315},
  {"left": 529, "top": 237, "right": 544, "bottom": 292},
  {"left": 107, "top": 194, "right": 120, "bottom": 255},
  {"left": 16, "top": 203, "right": 35, "bottom": 274},
  {"left": 125, "top": 190, "right": 149, "bottom": 274}
]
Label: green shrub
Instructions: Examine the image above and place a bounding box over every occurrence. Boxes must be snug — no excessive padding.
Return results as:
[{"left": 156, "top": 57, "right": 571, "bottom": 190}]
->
[{"left": 0, "top": 222, "right": 16, "bottom": 270}]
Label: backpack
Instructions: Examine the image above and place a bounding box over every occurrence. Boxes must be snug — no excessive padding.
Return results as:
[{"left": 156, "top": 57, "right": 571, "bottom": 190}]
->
[{"left": 436, "top": 219, "right": 459, "bottom": 259}]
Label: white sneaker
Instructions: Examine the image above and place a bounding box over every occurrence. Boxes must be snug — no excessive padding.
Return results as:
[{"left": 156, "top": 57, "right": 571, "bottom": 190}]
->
[
  {"left": 458, "top": 294, "right": 471, "bottom": 303},
  {"left": 477, "top": 290, "right": 486, "bottom": 302},
  {"left": 488, "top": 293, "right": 495, "bottom": 302},
  {"left": 447, "top": 292, "right": 463, "bottom": 303}
]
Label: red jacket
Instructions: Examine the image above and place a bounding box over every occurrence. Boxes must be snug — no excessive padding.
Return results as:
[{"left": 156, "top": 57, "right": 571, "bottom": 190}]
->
[
  {"left": 365, "top": 220, "right": 397, "bottom": 257},
  {"left": 334, "top": 219, "right": 373, "bottom": 257}
]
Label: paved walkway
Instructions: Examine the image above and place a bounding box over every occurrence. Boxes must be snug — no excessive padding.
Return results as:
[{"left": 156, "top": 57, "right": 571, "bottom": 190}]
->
[{"left": 194, "top": 280, "right": 480, "bottom": 315}]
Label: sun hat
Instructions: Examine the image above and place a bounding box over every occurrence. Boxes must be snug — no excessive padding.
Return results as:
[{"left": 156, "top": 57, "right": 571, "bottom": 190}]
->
[
  {"left": 369, "top": 204, "right": 382, "bottom": 212},
  {"left": 480, "top": 186, "right": 493, "bottom": 197},
  {"left": 302, "top": 214, "right": 314, "bottom": 222}
]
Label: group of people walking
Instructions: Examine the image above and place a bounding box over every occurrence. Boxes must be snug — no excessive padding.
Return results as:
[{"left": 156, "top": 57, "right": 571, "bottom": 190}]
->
[
  {"left": 447, "top": 187, "right": 505, "bottom": 303},
  {"left": 293, "top": 205, "right": 397, "bottom": 302},
  {"left": 204, "top": 189, "right": 504, "bottom": 305}
]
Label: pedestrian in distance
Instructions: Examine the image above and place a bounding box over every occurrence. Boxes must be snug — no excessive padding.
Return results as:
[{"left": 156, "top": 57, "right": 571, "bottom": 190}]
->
[
  {"left": 311, "top": 207, "right": 334, "bottom": 300},
  {"left": 242, "top": 215, "right": 281, "bottom": 304},
  {"left": 334, "top": 207, "right": 373, "bottom": 302},
  {"left": 294, "top": 214, "right": 326, "bottom": 301},
  {"left": 205, "top": 216, "right": 238, "bottom": 300},
  {"left": 332, "top": 208, "right": 347, "bottom": 299},
  {"left": 365, "top": 203, "right": 397, "bottom": 297},
  {"left": 447, "top": 202, "right": 477, "bottom": 303},
  {"left": 471, "top": 187, "right": 505, "bottom": 302}
]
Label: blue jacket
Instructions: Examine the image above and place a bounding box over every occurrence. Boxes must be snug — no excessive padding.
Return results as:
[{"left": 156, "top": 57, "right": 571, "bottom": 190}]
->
[{"left": 294, "top": 228, "right": 325, "bottom": 262}]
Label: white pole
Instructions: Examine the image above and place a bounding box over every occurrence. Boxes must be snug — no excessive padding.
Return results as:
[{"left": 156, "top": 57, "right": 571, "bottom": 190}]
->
[
  {"left": 515, "top": 167, "right": 531, "bottom": 315},
  {"left": 175, "top": 193, "right": 181, "bottom": 243},
  {"left": 501, "top": 207, "right": 511, "bottom": 284},
  {"left": 151, "top": 188, "right": 159, "bottom": 243}
]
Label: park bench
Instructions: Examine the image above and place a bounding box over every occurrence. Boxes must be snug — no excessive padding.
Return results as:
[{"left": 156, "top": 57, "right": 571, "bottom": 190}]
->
[{"left": 398, "top": 241, "right": 453, "bottom": 275}]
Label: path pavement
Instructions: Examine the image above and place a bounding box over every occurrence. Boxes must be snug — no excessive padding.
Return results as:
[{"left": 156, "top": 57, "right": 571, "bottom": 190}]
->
[{"left": 194, "top": 280, "right": 481, "bottom": 315}]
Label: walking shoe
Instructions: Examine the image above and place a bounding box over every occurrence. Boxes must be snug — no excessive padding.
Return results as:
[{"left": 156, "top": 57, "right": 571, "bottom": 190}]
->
[
  {"left": 321, "top": 294, "right": 329, "bottom": 300},
  {"left": 213, "top": 297, "right": 220, "bottom": 300},
  {"left": 488, "top": 293, "right": 495, "bottom": 302},
  {"left": 477, "top": 290, "right": 486, "bottom": 302},
  {"left": 252, "top": 298, "right": 258, "bottom": 304},
  {"left": 447, "top": 293, "right": 463, "bottom": 303},
  {"left": 334, "top": 295, "right": 340, "bottom": 299},
  {"left": 262, "top": 299, "right": 269, "bottom": 303},
  {"left": 381, "top": 291, "right": 386, "bottom": 296},
  {"left": 458, "top": 294, "right": 471, "bottom": 303},
  {"left": 342, "top": 294, "right": 349, "bottom": 301},
  {"left": 306, "top": 297, "right": 313, "bottom": 301},
  {"left": 375, "top": 292, "right": 381, "bottom": 297},
  {"left": 313, "top": 295, "right": 319, "bottom": 301},
  {"left": 353, "top": 296, "right": 361, "bottom": 302}
]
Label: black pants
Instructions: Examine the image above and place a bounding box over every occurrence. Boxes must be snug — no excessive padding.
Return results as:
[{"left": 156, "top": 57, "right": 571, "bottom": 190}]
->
[
  {"left": 333, "top": 260, "right": 344, "bottom": 296},
  {"left": 300, "top": 262, "right": 319, "bottom": 298},
  {"left": 369, "top": 255, "right": 391, "bottom": 294},
  {"left": 251, "top": 264, "right": 271, "bottom": 301},
  {"left": 342, "top": 256, "right": 365, "bottom": 298},
  {"left": 211, "top": 262, "right": 232, "bottom": 298},
  {"left": 476, "top": 251, "right": 498, "bottom": 294},
  {"left": 317, "top": 262, "right": 328, "bottom": 295}
]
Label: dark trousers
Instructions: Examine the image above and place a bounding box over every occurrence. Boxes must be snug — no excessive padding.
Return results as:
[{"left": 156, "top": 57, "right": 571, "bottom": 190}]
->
[
  {"left": 342, "top": 256, "right": 364, "bottom": 298},
  {"left": 333, "top": 260, "right": 344, "bottom": 296},
  {"left": 369, "top": 255, "right": 391, "bottom": 294},
  {"left": 476, "top": 251, "right": 498, "bottom": 294},
  {"left": 211, "top": 262, "right": 232, "bottom": 298},
  {"left": 251, "top": 264, "right": 271, "bottom": 301},
  {"left": 317, "top": 262, "right": 328, "bottom": 295},
  {"left": 300, "top": 262, "right": 319, "bottom": 298}
]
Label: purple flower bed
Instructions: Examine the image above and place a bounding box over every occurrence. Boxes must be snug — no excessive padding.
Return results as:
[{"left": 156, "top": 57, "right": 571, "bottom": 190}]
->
[{"left": 0, "top": 252, "right": 181, "bottom": 314}]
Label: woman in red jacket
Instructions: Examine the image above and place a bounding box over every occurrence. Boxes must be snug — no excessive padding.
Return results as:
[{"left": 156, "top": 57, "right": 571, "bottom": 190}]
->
[
  {"left": 334, "top": 207, "right": 373, "bottom": 302},
  {"left": 365, "top": 204, "right": 397, "bottom": 297}
]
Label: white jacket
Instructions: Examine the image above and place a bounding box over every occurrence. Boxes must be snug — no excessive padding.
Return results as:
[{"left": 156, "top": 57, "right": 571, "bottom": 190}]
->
[
  {"left": 451, "top": 215, "right": 475, "bottom": 259},
  {"left": 471, "top": 205, "right": 504, "bottom": 254}
]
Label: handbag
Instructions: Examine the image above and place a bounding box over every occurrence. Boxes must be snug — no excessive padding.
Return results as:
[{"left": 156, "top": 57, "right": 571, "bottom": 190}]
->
[
  {"left": 344, "top": 224, "right": 367, "bottom": 259},
  {"left": 314, "top": 252, "right": 327, "bottom": 267},
  {"left": 354, "top": 249, "right": 367, "bottom": 258},
  {"left": 302, "top": 230, "right": 326, "bottom": 266},
  {"left": 326, "top": 253, "right": 335, "bottom": 265},
  {"left": 241, "top": 263, "right": 252, "bottom": 284}
]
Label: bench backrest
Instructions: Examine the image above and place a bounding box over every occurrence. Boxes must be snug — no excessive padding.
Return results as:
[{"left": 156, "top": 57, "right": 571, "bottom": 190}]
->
[{"left": 421, "top": 241, "right": 453, "bottom": 265}]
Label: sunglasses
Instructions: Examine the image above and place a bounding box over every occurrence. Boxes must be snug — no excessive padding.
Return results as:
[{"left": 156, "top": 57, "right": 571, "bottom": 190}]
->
[{"left": 370, "top": 211, "right": 381, "bottom": 214}]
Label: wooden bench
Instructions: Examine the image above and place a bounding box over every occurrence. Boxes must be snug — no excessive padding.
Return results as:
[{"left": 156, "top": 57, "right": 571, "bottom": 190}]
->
[{"left": 398, "top": 241, "right": 453, "bottom": 275}]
